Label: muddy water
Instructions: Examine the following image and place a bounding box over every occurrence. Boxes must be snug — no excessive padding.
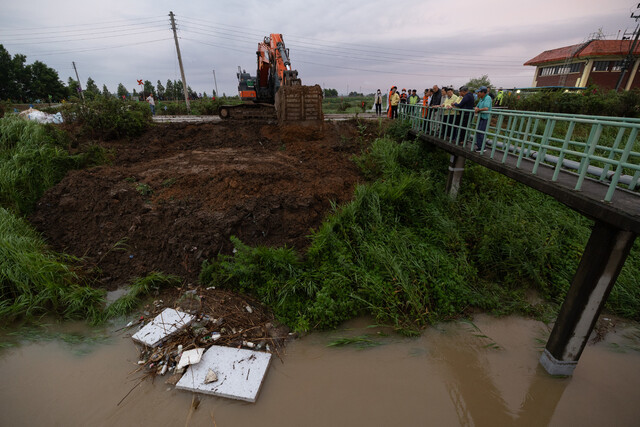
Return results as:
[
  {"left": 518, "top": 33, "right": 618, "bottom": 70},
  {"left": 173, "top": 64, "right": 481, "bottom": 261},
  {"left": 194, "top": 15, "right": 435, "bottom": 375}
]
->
[{"left": 1, "top": 315, "right": 639, "bottom": 426}]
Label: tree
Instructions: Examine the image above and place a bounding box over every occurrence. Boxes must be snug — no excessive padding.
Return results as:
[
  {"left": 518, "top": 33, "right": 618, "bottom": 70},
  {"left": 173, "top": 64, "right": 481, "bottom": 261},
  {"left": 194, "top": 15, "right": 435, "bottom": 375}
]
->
[
  {"left": 85, "top": 77, "right": 100, "bottom": 99},
  {"left": 174, "top": 80, "right": 184, "bottom": 100},
  {"left": 67, "top": 77, "right": 80, "bottom": 99},
  {"left": 465, "top": 74, "right": 492, "bottom": 92},
  {"left": 117, "top": 83, "right": 128, "bottom": 99},
  {"left": 25, "top": 60, "right": 67, "bottom": 101},
  {"left": 0, "top": 44, "right": 18, "bottom": 100},
  {"left": 102, "top": 84, "right": 111, "bottom": 98},
  {"left": 166, "top": 79, "right": 174, "bottom": 100},
  {"left": 143, "top": 80, "right": 155, "bottom": 97},
  {"left": 323, "top": 88, "right": 338, "bottom": 97},
  {"left": 187, "top": 85, "right": 197, "bottom": 100},
  {"left": 156, "top": 80, "right": 165, "bottom": 100}
]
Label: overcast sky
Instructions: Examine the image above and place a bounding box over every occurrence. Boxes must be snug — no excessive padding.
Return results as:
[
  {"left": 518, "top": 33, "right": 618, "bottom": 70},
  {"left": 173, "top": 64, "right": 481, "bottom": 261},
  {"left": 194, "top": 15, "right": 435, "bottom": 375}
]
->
[{"left": 1, "top": 0, "right": 637, "bottom": 96}]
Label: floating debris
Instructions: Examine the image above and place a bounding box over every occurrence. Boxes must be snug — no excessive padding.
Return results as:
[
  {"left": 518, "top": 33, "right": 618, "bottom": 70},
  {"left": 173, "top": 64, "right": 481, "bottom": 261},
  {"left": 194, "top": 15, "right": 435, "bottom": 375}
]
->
[
  {"left": 131, "top": 308, "right": 195, "bottom": 347},
  {"left": 176, "top": 345, "right": 272, "bottom": 402}
]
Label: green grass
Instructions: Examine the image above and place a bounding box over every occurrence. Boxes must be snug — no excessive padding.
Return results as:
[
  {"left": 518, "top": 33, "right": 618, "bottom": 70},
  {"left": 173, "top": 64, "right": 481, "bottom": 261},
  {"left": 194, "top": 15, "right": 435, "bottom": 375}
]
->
[
  {"left": 103, "top": 272, "right": 181, "bottom": 320},
  {"left": 200, "top": 120, "right": 640, "bottom": 334},
  {"left": 0, "top": 207, "right": 106, "bottom": 322}
]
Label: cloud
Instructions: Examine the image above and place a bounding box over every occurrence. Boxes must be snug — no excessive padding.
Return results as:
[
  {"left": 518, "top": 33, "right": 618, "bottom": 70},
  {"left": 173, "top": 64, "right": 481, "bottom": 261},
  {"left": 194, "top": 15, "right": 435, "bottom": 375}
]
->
[{"left": 0, "top": 0, "right": 635, "bottom": 95}]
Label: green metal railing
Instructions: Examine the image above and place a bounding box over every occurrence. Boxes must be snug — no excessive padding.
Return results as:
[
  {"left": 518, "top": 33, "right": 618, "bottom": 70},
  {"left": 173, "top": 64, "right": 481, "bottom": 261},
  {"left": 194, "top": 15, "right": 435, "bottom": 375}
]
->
[{"left": 399, "top": 103, "right": 640, "bottom": 202}]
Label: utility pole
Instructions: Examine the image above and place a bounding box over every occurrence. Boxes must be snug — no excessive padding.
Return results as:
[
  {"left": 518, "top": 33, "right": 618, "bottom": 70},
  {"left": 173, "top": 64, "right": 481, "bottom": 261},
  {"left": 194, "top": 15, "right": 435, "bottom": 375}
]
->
[
  {"left": 72, "top": 61, "right": 85, "bottom": 101},
  {"left": 169, "top": 11, "right": 190, "bottom": 111},
  {"left": 615, "top": 4, "right": 640, "bottom": 91},
  {"left": 212, "top": 69, "right": 218, "bottom": 97}
]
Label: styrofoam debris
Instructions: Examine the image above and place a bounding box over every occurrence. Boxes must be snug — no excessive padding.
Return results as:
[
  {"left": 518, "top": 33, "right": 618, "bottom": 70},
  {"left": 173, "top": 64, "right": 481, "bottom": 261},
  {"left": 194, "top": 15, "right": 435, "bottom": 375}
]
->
[
  {"left": 245, "top": 305, "right": 253, "bottom": 313},
  {"left": 211, "top": 332, "right": 221, "bottom": 341},
  {"left": 243, "top": 341, "right": 255, "bottom": 349},
  {"left": 176, "top": 348, "right": 205, "bottom": 370},
  {"left": 204, "top": 369, "right": 218, "bottom": 384},
  {"left": 175, "top": 345, "right": 272, "bottom": 402},
  {"left": 131, "top": 308, "right": 195, "bottom": 347}
]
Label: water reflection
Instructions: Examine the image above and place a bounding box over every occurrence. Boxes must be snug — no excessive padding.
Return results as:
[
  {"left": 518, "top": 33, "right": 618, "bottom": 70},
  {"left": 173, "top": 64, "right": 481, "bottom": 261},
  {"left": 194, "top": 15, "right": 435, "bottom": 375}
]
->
[{"left": 435, "top": 322, "right": 569, "bottom": 427}]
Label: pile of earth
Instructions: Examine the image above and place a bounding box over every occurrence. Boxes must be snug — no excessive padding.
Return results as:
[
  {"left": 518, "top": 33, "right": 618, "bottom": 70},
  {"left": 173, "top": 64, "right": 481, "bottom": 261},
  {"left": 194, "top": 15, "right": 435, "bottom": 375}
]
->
[{"left": 30, "top": 119, "right": 377, "bottom": 290}]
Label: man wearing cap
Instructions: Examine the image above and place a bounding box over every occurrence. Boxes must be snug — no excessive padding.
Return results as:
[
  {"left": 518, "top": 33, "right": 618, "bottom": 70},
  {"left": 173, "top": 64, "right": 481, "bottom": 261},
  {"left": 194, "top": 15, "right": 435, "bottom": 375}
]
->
[
  {"left": 474, "top": 86, "right": 492, "bottom": 152},
  {"left": 450, "top": 86, "right": 474, "bottom": 143}
]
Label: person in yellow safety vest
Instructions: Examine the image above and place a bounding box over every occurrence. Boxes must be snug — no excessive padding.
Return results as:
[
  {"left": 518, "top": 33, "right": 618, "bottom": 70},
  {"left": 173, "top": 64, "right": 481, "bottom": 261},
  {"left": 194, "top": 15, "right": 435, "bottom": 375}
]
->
[
  {"left": 495, "top": 89, "right": 505, "bottom": 106},
  {"left": 387, "top": 86, "right": 396, "bottom": 118},
  {"left": 408, "top": 89, "right": 420, "bottom": 104},
  {"left": 389, "top": 87, "right": 400, "bottom": 119},
  {"left": 442, "top": 87, "right": 460, "bottom": 138}
]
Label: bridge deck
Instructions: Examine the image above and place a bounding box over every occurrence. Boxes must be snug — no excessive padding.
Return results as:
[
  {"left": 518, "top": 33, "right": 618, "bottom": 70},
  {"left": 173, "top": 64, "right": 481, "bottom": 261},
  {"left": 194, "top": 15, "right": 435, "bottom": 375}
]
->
[{"left": 411, "top": 130, "right": 640, "bottom": 234}]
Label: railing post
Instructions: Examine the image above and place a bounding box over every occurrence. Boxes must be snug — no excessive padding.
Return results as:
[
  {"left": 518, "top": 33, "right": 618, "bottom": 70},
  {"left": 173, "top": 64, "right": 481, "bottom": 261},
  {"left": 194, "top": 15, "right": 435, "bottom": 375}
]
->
[{"left": 540, "top": 220, "right": 637, "bottom": 375}]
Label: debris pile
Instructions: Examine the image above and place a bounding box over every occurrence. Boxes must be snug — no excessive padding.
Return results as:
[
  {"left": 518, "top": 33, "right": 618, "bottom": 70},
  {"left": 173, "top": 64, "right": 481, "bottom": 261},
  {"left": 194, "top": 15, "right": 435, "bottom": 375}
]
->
[{"left": 126, "top": 286, "right": 290, "bottom": 401}]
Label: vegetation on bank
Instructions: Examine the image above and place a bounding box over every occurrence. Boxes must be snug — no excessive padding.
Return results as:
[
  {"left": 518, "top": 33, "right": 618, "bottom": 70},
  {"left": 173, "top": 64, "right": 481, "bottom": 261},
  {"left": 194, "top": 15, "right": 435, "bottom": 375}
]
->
[
  {"left": 200, "top": 120, "right": 640, "bottom": 333},
  {"left": 0, "top": 115, "right": 177, "bottom": 325}
]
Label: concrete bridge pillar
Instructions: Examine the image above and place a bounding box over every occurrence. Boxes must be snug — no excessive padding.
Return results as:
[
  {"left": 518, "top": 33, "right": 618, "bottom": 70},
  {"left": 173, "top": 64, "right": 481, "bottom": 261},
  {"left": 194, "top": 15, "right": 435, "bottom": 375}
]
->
[
  {"left": 445, "top": 155, "right": 465, "bottom": 199},
  {"left": 540, "top": 220, "right": 637, "bottom": 375}
]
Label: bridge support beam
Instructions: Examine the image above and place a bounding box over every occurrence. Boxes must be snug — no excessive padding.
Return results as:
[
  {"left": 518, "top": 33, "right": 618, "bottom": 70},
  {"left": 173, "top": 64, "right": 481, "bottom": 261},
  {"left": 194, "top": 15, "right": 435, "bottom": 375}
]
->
[
  {"left": 445, "top": 155, "right": 465, "bottom": 199},
  {"left": 540, "top": 220, "right": 637, "bottom": 376}
]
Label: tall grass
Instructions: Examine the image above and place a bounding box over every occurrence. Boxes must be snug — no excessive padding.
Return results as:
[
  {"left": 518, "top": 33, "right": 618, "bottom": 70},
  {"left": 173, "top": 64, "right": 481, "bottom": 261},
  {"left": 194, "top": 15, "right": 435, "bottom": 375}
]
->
[
  {"left": 0, "top": 116, "right": 112, "bottom": 324},
  {"left": 200, "top": 121, "right": 640, "bottom": 333},
  {"left": 0, "top": 208, "right": 105, "bottom": 322}
]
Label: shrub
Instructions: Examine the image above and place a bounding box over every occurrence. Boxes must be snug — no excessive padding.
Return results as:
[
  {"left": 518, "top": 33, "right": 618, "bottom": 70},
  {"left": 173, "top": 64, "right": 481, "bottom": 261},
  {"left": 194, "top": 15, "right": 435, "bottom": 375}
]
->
[{"left": 61, "top": 97, "right": 151, "bottom": 140}]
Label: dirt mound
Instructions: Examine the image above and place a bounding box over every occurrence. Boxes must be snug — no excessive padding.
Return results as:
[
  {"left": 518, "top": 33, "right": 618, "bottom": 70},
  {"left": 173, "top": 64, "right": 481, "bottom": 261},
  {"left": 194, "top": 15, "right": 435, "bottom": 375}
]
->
[{"left": 31, "top": 120, "right": 372, "bottom": 289}]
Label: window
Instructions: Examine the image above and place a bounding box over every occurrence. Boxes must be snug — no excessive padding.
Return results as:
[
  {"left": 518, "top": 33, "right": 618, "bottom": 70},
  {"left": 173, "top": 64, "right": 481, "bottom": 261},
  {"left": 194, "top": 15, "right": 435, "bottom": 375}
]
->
[
  {"left": 539, "top": 62, "right": 581, "bottom": 76},
  {"left": 592, "top": 61, "right": 609, "bottom": 72},
  {"left": 611, "top": 60, "right": 624, "bottom": 72}
]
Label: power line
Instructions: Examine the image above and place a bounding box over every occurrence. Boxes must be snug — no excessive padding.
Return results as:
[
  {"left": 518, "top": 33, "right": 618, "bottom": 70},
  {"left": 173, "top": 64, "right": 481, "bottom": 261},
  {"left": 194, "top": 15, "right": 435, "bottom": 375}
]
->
[
  {"left": 183, "top": 38, "right": 529, "bottom": 79},
  {"left": 22, "top": 38, "right": 173, "bottom": 56},
  {"left": 180, "top": 27, "right": 525, "bottom": 70},
  {"left": 0, "top": 15, "right": 167, "bottom": 32},
  {"left": 180, "top": 14, "right": 523, "bottom": 60},
  {"left": 3, "top": 29, "right": 169, "bottom": 45},
  {"left": 0, "top": 20, "right": 168, "bottom": 38}
]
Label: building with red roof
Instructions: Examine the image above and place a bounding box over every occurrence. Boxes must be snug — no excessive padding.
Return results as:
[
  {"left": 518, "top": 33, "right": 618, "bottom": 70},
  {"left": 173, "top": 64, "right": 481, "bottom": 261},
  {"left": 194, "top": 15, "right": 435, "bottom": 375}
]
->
[{"left": 524, "top": 39, "right": 640, "bottom": 90}]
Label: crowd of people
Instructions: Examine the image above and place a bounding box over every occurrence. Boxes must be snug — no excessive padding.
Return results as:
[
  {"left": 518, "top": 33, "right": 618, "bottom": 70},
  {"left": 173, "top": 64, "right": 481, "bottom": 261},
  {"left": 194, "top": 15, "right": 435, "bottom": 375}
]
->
[{"left": 373, "top": 84, "right": 496, "bottom": 152}]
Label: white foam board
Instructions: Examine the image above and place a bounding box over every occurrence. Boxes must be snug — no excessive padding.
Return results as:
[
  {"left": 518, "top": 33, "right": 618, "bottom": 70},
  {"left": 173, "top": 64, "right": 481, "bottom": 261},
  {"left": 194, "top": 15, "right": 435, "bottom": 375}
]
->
[
  {"left": 131, "top": 308, "right": 195, "bottom": 347},
  {"left": 175, "top": 345, "right": 272, "bottom": 402}
]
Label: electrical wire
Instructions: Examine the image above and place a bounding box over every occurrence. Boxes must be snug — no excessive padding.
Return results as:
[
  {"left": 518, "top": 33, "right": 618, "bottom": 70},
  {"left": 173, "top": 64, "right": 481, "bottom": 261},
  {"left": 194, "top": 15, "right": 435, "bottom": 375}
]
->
[
  {"left": 4, "top": 29, "right": 169, "bottom": 45},
  {"left": 24, "top": 38, "right": 173, "bottom": 56},
  {"left": 179, "top": 26, "right": 526, "bottom": 70},
  {"left": 179, "top": 15, "right": 523, "bottom": 60},
  {"left": 0, "top": 20, "right": 168, "bottom": 38},
  {"left": 0, "top": 15, "right": 168, "bottom": 32}
]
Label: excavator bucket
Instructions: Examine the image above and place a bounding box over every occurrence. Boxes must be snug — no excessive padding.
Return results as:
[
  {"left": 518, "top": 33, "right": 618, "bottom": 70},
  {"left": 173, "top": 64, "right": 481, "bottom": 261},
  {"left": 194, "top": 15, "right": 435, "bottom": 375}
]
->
[{"left": 275, "top": 84, "right": 324, "bottom": 125}]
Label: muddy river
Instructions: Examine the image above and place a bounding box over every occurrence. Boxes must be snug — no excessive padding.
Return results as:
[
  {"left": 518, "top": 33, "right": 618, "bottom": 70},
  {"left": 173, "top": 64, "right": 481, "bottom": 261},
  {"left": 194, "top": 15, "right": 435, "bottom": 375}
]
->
[{"left": 1, "top": 315, "right": 639, "bottom": 426}]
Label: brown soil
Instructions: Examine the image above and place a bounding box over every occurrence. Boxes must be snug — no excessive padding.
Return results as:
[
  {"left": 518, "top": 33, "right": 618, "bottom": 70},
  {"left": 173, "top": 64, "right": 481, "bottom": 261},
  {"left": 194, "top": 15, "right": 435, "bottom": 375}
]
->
[{"left": 30, "top": 119, "right": 375, "bottom": 290}]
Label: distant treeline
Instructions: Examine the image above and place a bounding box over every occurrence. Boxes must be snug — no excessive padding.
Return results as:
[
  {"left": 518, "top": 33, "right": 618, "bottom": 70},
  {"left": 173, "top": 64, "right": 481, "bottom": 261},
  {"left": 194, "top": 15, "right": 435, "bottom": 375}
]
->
[{"left": 0, "top": 45, "right": 215, "bottom": 103}]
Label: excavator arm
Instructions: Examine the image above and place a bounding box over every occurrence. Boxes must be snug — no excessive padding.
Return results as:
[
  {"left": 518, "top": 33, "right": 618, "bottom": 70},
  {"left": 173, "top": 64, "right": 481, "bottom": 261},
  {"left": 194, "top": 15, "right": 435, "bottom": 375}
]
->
[{"left": 220, "top": 33, "right": 321, "bottom": 123}]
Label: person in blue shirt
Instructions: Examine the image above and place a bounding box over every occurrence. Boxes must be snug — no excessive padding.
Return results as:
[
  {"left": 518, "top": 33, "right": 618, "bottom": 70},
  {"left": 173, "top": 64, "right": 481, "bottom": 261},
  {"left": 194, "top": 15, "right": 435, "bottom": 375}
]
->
[
  {"left": 474, "top": 86, "right": 493, "bottom": 151},
  {"left": 448, "top": 86, "right": 474, "bottom": 144}
]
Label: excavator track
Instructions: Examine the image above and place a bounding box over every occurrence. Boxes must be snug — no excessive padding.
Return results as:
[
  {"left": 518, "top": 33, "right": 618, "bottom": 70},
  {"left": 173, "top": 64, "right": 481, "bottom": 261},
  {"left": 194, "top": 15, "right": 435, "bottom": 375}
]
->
[{"left": 218, "top": 103, "right": 277, "bottom": 120}]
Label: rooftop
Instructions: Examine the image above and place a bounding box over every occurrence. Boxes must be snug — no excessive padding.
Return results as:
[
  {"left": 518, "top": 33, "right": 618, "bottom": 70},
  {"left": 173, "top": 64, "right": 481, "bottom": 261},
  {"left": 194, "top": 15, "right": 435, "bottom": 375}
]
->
[{"left": 524, "top": 39, "right": 640, "bottom": 66}]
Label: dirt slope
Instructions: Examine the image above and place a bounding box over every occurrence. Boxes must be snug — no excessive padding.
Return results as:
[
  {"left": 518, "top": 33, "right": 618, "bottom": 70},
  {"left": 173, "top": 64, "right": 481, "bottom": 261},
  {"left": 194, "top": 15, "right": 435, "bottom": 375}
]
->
[{"left": 30, "top": 120, "right": 371, "bottom": 289}]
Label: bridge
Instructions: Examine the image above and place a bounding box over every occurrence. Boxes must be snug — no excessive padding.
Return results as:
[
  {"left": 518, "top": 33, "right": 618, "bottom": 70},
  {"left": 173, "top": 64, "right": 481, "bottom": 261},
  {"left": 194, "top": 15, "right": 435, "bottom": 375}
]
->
[{"left": 399, "top": 103, "right": 640, "bottom": 376}]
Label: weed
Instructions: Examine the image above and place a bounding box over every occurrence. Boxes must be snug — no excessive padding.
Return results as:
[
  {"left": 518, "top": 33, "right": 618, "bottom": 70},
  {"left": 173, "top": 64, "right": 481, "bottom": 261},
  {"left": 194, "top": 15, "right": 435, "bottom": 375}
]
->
[
  {"left": 135, "top": 183, "right": 153, "bottom": 196},
  {"left": 327, "top": 334, "right": 385, "bottom": 349},
  {"left": 161, "top": 178, "right": 177, "bottom": 188}
]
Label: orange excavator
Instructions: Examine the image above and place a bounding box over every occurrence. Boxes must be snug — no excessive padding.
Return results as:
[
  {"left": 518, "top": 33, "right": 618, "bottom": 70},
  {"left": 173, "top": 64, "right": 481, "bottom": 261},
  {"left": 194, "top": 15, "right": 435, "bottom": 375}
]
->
[{"left": 218, "top": 34, "right": 323, "bottom": 123}]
